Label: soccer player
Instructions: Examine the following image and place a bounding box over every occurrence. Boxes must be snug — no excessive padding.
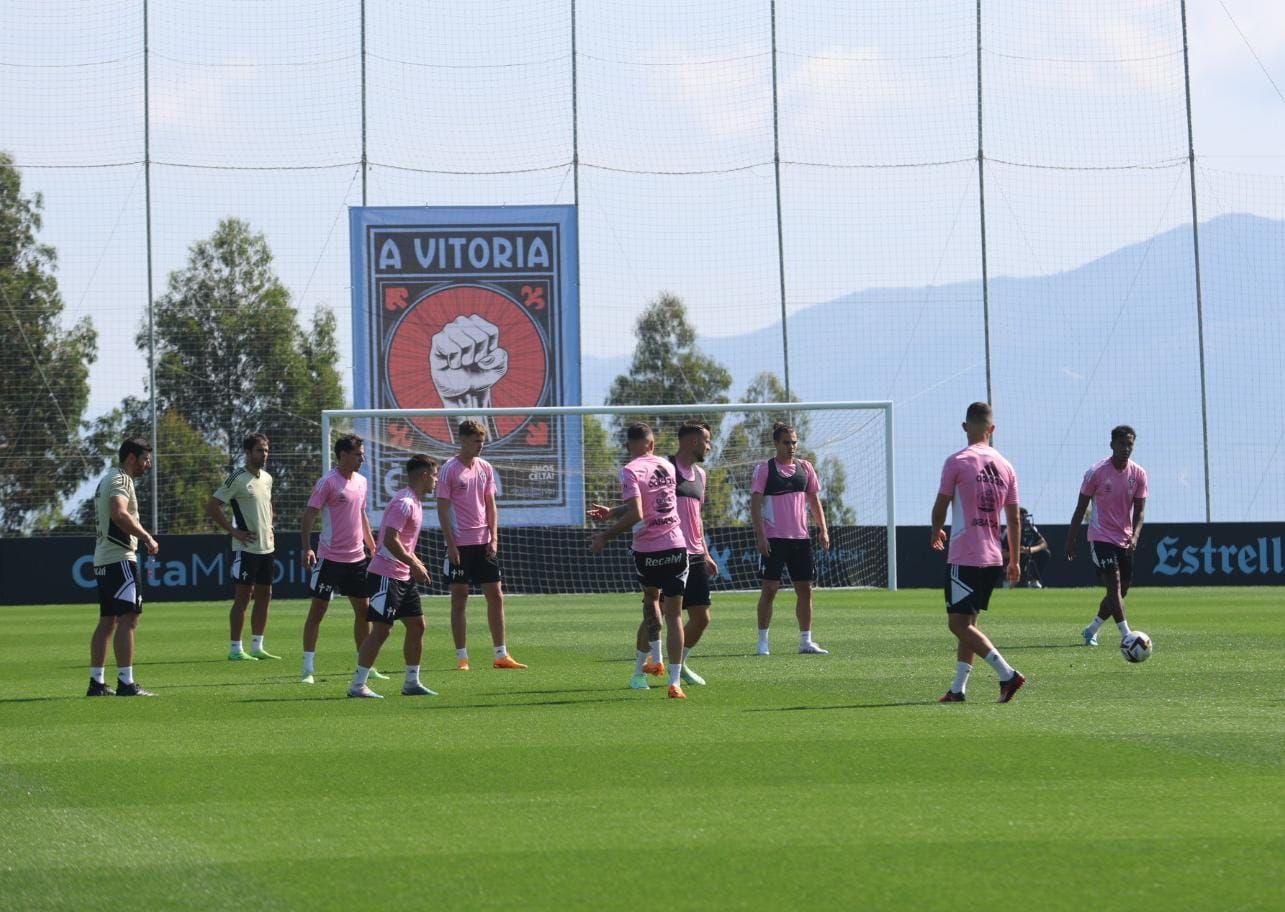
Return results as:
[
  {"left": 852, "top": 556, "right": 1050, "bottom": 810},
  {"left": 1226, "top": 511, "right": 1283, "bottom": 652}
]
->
[
  {"left": 206, "top": 432, "right": 279, "bottom": 661},
  {"left": 87, "top": 437, "right": 159, "bottom": 697},
  {"left": 1065, "top": 425, "right": 1149, "bottom": 647},
  {"left": 588, "top": 419, "right": 717, "bottom": 688},
  {"left": 751, "top": 422, "right": 831, "bottom": 656},
  {"left": 299, "top": 433, "right": 380, "bottom": 684},
  {"left": 930, "top": 401, "right": 1026, "bottom": 704},
  {"left": 436, "top": 419, "right": 526, "bottom": 670},
  {"left": 349, "top": 455, "right": 439, "bottom": 699},
  {"left": 588, "top": 422, "right": 689, "bottom": 699}
]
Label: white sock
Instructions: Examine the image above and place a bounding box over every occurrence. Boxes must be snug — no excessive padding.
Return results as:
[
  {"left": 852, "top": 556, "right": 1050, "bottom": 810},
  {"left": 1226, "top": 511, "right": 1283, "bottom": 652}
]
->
[
  {"left": 117, "top": 666, "right": 134, "bottom": 685},
  {"left": 302, "top": 651, "right": 316, "bottom": 674},
  {"left": 667, "top": 663, "right": 682, "bottom": 687},
  {"left": 799, "top": 630, "right": 813, "bottom": 647},
  {"left": 230, "top": 640, "right": 243, "bottom": 654},
  {"left": 1087, "top": 616, "right": 1106, "bottom": 633},
  {"left": 649, "top": 640, "right": 662, "bottom": 663},
  {"left": 758, "top": 628, "right": 770, "bottom": 644},
  {"left": 634, "top": 651, "right": 648, "bottom": 674},
  {"left": 353, "top": 665, "right": 371, "bottom": 687},
  {"left": 456, "top": 647, "right": 469, "bottom": 660},
  {"left": 1117, "top": 620, "right": 1132, "bottom": 637},
  {"left": 494, "top": 645, "right": 507, "bottom": 659},
  {"left": 681, "top": 646, "right": 692, "bottom": 663},
  {"left": 405, "top": 665, "right": 420, "bottom": 684},
  {"left": 951, "top": 661, "right": 972, "bottom": 694},
  {"left": 251, "top": 635, "right": 264, "bottom": 652},
  {"left": 90, "top": 666, "right": 105, "bottom": 684},
  {"left": 983, "top": 649, "right": 1015, "bottom": 681}
]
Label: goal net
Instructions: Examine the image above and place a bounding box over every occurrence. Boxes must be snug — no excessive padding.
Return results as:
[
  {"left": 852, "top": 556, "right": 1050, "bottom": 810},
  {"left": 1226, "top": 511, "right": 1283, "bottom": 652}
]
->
[{"left": 322, "top": 401, "right": 896, "bottom": 592}]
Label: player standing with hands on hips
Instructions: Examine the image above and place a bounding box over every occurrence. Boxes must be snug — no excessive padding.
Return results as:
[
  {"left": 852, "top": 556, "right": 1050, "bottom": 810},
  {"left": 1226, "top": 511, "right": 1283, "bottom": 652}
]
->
[
  {"left": 930, "top": 402, "right": 1026, "bottom": 704},
  {"left": 87, "top": 437, "right": 159, "bottom": 697},
  {"left": 1065, "top": 425, "right": 1148, "bottom": 648}
]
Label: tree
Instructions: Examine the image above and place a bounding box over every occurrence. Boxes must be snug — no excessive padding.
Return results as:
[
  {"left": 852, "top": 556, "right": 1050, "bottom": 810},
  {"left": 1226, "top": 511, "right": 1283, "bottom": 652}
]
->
[
  {"left": 606, "top": 292, "right": 733, "bottom": 449},
  {"left": 134, "top": 217, "right": 344, "bottom": 532},
  {"left": 0, "top": 152, "right": 100, "bottom": 533}
]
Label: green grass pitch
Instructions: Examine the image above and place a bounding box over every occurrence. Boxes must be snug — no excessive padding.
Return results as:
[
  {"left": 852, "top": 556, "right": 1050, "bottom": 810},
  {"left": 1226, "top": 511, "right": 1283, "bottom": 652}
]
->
[{"left": 1, "top": 587, "right": 1281, "bottom": 911}]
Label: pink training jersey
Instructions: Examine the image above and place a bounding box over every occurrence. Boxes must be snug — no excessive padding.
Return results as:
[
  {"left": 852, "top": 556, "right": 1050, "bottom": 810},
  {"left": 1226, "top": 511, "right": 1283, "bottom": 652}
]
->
[
  {"left": 750, "top": 458, "right": 820, "bottom": 540},
  {"left": 437, "top": 456, "right": 496, "bottom": 547},
  {"left": 938, "top": 443, "right": 1019, "bottom": 567},
  {"left": 672, "top": 457, "right": 707, "bottom": 555},
  {"left": 368, "top": 486, "right": 423, "bottom": 582},
  {"left": 620, "top": 454, "right": 686, "bottom": 554},
  {"left": 307, "top": 468, "right": 369, "bottom": 563},
  {"left": 1081, "top": 458, "right": 1148, "bottom": 548}
]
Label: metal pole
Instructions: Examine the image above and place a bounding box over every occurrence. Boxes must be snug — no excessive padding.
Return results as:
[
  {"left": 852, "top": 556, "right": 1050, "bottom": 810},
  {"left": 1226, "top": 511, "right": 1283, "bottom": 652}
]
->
[
  {"left": 360, "top": 0, "right": 368, "bottom": 205},
  {"left": 1180, "top": 0, "right": 1212, "bottom": 522},
  {"left": 770, "top": 1, "right": 791, "bottom": 400},
  {"left": 976, "top": 0, "right": 993, "bottom": 406},
  {"left": 885, "top": 403, "right": 897, "bottom": 592},
  {"left": 571, "top": 0, "right": 579, "bottom": 206},
  {"left": 144, "top": 0, "right": 158, "bottom": 531}
]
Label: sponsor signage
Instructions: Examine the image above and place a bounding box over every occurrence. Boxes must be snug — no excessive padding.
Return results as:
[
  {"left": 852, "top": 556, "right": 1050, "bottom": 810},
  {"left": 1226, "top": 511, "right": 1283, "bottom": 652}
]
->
[{"left": 3, "top": 523, "right": 1278, "bottom": 605}]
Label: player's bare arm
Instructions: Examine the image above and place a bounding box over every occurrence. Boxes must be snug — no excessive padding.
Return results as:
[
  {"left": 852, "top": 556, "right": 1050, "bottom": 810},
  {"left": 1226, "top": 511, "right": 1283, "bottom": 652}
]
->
[
  {"left": 299, "top": 505, "right": 321, "bottom": 568},
  {"left": 930, "top": 493, "right": 951, "bottom": 551},
  {"left": 1065, "top": 493, "right": 1091, "bottom": 560},
  {"left": 205, "top": 495, "right": 254, "bottom": 544},
  {"left": 436, "top": 497, "right": 460, "bottom": 566},
  {"left": 1129, "top": 497, "right": 1147, "bottom": 551},
  {"left": 383, "top": 528, "right": 430, "bottom": 584},
  {"left": 750, "top": 491, "right": 770, "bottom": 557},
  {"left": 486, "top": 490, "right": 499, "bottom": 558},
  {"left": 111, "top": 494, "right": 158, "bottom": 555},
  {"left": 589, "top": 497, "right": 642, "bottom": 554},
  {"left": 361, "top": 511, "right": 376, "bottom": 556},
  {"left": 807, "top": 490, "right": 831, "bottom": 551}
]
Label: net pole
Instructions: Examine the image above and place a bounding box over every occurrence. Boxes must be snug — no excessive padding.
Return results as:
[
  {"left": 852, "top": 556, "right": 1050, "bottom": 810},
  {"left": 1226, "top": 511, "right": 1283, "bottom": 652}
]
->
[
  {"left": 770, "top": 0, "right": 792, "bottom": 400},
  {"left": 885, "top": 403, "right": 897, "bottom": 591},
  {"left": 1180, "top": 0, "right": 1212, "bottom": 522},
  {"left": 144, "top": 0, "right": 158, "bottom": 530},
  {"left": 571, "top": 0, "right": 580, "bottom": 206},
  {"left": 975, "top": 0, "right": 993, "bottom": 407},
  {"left": 360, "top": 0, "right": 368, "bottom": 205}
]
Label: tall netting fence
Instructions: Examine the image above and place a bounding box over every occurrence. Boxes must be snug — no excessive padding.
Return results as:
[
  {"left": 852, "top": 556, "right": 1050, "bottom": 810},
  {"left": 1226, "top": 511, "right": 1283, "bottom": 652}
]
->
[{"left": 1, "top": 0, "right": 1281, "bottom": 538}]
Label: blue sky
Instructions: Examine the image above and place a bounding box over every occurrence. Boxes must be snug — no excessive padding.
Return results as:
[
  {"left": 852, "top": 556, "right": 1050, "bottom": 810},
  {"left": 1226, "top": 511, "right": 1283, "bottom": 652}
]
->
[{"left": 2, "top": 0, "right": 1282, "bottom": 523}]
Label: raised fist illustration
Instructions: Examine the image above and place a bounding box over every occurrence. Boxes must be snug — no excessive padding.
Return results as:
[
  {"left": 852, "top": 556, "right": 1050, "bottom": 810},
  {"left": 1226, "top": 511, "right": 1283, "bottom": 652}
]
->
[{"left": 430, "top": 314, "right": 508, "bottom": 440}]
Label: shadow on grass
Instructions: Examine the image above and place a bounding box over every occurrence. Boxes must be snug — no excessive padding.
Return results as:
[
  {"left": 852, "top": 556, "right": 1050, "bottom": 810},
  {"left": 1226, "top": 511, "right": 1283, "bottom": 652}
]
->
[
  {"left": 59, "top": 659, "right": 231, "bottom": 669},
  {"left": 0, "top": 696, "right": 84, "bottom": 703},
  {"left": 1001, "top": 643, "right": 1089, "bottom": 651},
  {"left": 479, "top": 687, "right": 624, "bottom": 697},
  {"left": 745, "top": 700, "right": 936, "bottom": 712}
]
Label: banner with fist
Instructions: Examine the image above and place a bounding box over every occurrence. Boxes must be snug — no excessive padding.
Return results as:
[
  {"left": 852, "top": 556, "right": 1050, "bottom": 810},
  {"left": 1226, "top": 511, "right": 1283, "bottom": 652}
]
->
[{"left": 350, "top": 205, "right": 581, "bottom": 525}]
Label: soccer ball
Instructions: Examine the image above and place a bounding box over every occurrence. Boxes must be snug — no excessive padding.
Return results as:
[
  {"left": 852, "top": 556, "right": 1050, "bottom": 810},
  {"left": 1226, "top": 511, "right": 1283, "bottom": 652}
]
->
[{"left": 1121, "top": 631, "right": 1153, "bottom": 663}]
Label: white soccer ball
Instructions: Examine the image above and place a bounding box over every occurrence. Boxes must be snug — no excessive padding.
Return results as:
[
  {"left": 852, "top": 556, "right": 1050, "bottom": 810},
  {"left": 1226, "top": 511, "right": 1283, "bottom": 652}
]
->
[{"left": 1121, "top": 631, "right": 1152, "bottom": 663}]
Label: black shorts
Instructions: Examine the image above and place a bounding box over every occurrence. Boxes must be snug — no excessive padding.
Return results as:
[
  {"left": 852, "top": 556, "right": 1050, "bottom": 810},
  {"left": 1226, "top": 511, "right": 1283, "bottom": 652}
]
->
[
  {"left": 634, "top": 547, "right": 689, "bottom": 598},
  {"left": 759, "top": 538, "right": 815, "bottom": 583},
  {"left": 366, "top": 575, "right": 423, "bottom": 625},
  {"left": 944, "top": 564, "right": 1003, "bottom": 614},
  {"left": 231, "top": 550, "right": 275, "bottom": 587},
  {"left": 683, "top": 555, "right": 712, "bottom": 609},
  {"left": 308, "top": 557, "right": 369, "bottom": 601},
  {"left": 95, "top": 560, "right": 143, "bottom": 617},
  {"left": 445, "top": 544, "right": 502, "bottom": 587},
  {"left": 1091, "top": 541, "right": 1134, "bottom": 585}
]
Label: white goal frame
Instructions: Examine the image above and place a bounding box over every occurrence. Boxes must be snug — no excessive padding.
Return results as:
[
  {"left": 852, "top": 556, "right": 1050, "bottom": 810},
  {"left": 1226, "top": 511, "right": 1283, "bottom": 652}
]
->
[{"left": 322, "top": 401, "right": 896, "bottom": 591}]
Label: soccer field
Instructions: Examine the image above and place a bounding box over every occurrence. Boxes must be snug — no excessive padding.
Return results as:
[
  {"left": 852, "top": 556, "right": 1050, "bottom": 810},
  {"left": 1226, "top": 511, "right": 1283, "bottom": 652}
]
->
[{"left": 1, "top": 588, "right": 1281, "bottom": 911}]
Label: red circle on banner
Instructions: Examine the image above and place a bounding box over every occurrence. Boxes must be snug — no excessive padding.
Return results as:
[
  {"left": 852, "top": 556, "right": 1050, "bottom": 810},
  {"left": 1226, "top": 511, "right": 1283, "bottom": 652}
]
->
[{"left": 385, "top": 285, "right": 549, "bottom": 444}]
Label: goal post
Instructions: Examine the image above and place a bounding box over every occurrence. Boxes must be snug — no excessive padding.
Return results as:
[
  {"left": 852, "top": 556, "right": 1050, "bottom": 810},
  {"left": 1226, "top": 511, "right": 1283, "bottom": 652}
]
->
[{"left": 321, "top": 401, "right": 896, "bottom": 592}]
